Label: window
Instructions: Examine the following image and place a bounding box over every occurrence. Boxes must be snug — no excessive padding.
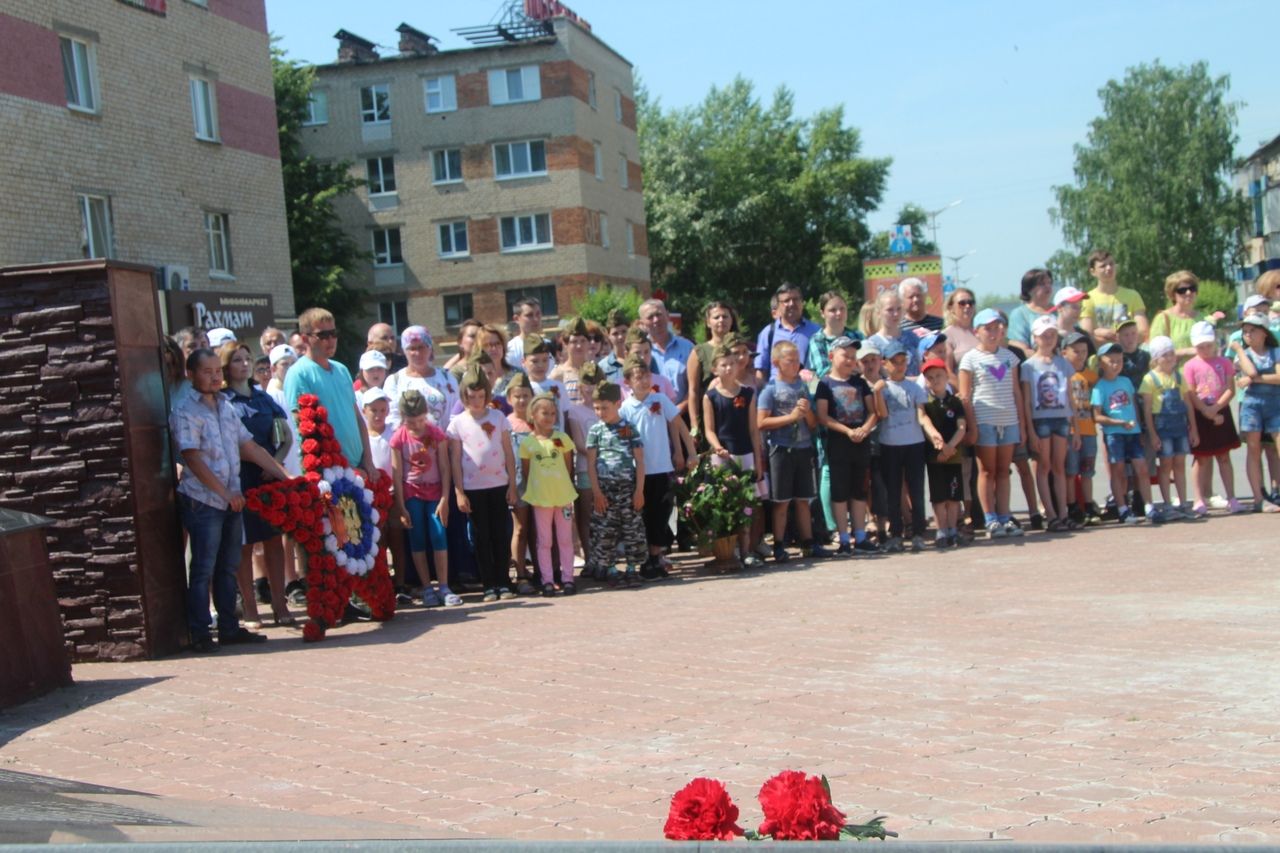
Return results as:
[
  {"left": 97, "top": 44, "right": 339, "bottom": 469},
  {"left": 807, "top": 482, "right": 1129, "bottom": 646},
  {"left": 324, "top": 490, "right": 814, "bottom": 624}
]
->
[
  {"left": 493, "top": 140, "right": 546, "bottom": 179},
  {"left": 379, "top": 300, "right": 409, "bottom": 334},
  {"left": 504, "top": 285, "right": 558, "bottom": 319},
  {"left": 614, "top": 90, "right": 623, "bottom": 122},
  {"left": 619, "top": 154, "right": 629, "bottom": 189},
  {"left": 599, "top": 213, "right": 609, "bottom": 249},
  {"left": 626, "top": 221, "right": 636, "bottom": 256},
  {"left": 78, "top": 194, "right": 113, "bottom": 259},
  {"left": 593, "top": 142, "right": 603, "bottom": 180},
  {"left": 424, "top": 75, "right": 456, "bottom": 113},
  {"left": 499, "top": 213, "right": 551, "bottom": 252},
  {"left": 438, "top": 221, "right": 468, "bottom": 257},
  {"left": 587, "top": 71, "right": 597, "bottom": 109},
  {"left": 366, "top": 156, "right": 396, "bottom": 195},
  {"left": 60, "top": 37, "right": 97, "bottom": 112},
  {"left": 372, "top": 228, "right": 403, "bottom": 266},
  {"left": 432, "top": 148, "right": 463, "bottom": 184},
  {"left": 189, "top": 76, "right": 218, "bottom": 141},
  {"left": 443, "top": 293, "right": 473, "bottom": 328},
  {"left": 303, "top": 90, "right": 328, "bottom": 125},
  {"left": 488, "top": 65, "right": 540, "bottom": 105},
  {"left": 360, "top": 84, "right": 390, "bottom": 123},
  {"left": 204, "top": 211, "right": 232, "bottom": 275}
]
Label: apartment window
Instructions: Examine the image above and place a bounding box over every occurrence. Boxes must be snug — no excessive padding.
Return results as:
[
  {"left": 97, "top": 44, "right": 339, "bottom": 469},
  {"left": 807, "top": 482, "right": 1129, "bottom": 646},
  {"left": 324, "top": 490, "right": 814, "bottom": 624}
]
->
[
  {"left": 600, "top": 213, "right": 610, "bottom": 249},
  {"left": 614, "top": 90, "right": 623, "bottom": 122},
  {"left": 626, "top": 221, "right": 636, "bottom": 256},
  {"left": 443, "top": 293, "right": 473, "bottom": 328},
  {"left": 494, "top": 140, "right": 546, "bottom": 179},
  {"left": 379, "top": 300, "right": 409, "bottom": 334},
  {"left": 78, "top": 194, "right": 114, "bottom": 259},
  {"left": 360, "top": 84, "right": 390, "bottom": 124},
  {"left": 60, "top": 37, "right": 98, "bottom": 112},
  {"left": 488, "top": 65, "right": 540, "bottom": 105},
  {"left": 499, "top": 213, "right": 551, "bottom": 252},
  {"left": 190, "top": 76, "right": 218, "bottom": 141},
  {"left": 372, "top": 228, "right": 403, "bottom": 266},
  {"left": 424, "top": 75, "right": 456, "bottom": 113},
  {"left": 204, "top": 212, "right": 233, "bottom": 275},
  {"left": 587, "top": 71, "right": 597, "bottom": 109},
  {"left": 432, "top": 149, "right": 463, "bottom": 184},
  {"left": 303, "top": 90, "right": 328, "bottom": 125},
  {"left": 619, "top": 155, "right": 629, "bottom": 189},
  {"left": 504, "top": 285, "right": 558, "bottom": 319},
  {"left": 593, "top": 142, "right": 603, "bottom": 180},
  {"left": 366, "top": 156, "right": 396, "bottom": 195},
  {"left": 438, "top": 221, "right": 468, "bottom": 257}
]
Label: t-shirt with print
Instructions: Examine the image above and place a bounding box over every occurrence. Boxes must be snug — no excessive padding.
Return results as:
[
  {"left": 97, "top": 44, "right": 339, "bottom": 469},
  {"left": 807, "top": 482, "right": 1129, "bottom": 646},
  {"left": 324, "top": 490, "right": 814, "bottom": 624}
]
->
[
  {"left": 445, "top": 408, "right": 510, "bottom": 490},
  {"left": 958, "top": 347, "right": 1020, "bottom": 427},
  {"left": 1081, "top": 287, "right": 1146, "bottom": 332},
  {"left": 1069, "top": 368, "right": 1098, "bottom": 436},
  {"left": 815, "top": 374, "right": 873, "bottom": 428},
  {"left": 587, "top": 418, "right": 642, "bottom": 483},
  {"left": 880, "top": 378, "right": 927, "bottom": 446},
  {"left": 1019, "top": 354, "right": 1073, "bottom": 421},
  {"left": 620, "top": 391, "right": 679, "bottom": 474},
  {"left": 1183, "top": 356, "right": 1234, "bottom": 405},
  {"left": 383, "top": 368, "right": 459, "bottom": 434},
  {"left": 518, "top": 431, "right": 578, "bottom": 507},
  {"left": 924, "top": 392, "right": 966, "bottom": 464},
  {"left": 1138, "top": 369, "right": 1184, "bottom": 415},
  {"left": 1239, "top": 347, "right": 1280, "bottom": 403},
  {"left": 389, "top": 422, "right": 447, "bottom": 501},
  {"left": 757, "top": 377, "right": 814, "bottom": 448},
  {"left": 1091, "top": 376, "right": 1140, "bottom": 436}
]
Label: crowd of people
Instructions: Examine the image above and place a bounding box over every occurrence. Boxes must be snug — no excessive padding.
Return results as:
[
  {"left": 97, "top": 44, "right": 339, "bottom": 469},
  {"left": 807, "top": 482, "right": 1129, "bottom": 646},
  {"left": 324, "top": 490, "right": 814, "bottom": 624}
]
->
[{"left": 162, "top": 254, "right": 1280, "bottom": 651}]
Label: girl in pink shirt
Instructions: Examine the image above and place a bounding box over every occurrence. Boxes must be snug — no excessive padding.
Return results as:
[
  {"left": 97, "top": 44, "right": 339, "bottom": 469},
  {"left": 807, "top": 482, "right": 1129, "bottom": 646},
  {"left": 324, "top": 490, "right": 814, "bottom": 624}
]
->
[
  {"left": 389, "top": 390, "right": 458, "bottom": 606},
  {"left": 1182, "top": 322, "right": 1242, "bottom": 515}
]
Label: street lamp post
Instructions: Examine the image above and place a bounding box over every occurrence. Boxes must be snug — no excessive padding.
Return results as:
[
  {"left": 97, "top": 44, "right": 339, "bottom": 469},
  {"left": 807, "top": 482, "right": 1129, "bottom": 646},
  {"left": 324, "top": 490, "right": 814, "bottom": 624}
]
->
[
  {"left": 926, "top": 199, "right": 962, "bottom": 248},
  {"left": 947, "top": 249, "right": 977, "bottom": 285}
]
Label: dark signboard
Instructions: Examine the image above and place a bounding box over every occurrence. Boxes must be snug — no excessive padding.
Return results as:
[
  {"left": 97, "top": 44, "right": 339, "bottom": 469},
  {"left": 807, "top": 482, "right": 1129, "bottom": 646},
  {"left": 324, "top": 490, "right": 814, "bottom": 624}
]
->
[{"left": 162, "top": 290, "right": 275, "bottom": 344}]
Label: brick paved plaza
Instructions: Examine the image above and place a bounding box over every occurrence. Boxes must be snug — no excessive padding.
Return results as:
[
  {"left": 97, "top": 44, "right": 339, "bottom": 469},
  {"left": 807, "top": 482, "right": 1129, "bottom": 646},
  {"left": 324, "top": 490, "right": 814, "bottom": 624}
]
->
[{"left": 3, "top": 513, "right": 1279, "bottom": 843}]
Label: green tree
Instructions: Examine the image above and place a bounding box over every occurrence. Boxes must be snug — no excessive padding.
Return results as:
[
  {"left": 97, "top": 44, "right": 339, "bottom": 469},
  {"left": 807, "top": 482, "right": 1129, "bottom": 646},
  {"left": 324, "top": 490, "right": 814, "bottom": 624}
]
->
[
  {"left": 1050, "top": 61, "right": 1248, "bottom": 310},
  {"left": 273, "top": 43, "right": 366, "bottom": 359},
  {"left": 638, "top": 77, "right": 889, "bottom": 331},
  {"left": 862, "top": 203, "right": 940, "bottom": 259}
]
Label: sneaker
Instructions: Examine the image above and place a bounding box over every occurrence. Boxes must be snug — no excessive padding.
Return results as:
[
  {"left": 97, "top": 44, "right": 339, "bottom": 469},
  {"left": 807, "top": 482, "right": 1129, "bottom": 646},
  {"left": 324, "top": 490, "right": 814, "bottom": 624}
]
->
[
  {"left": 1228, "top": 498, "right": 1249, "bottom": 514},
  {"left": 1208, "top": 495, "right": 1230, "bottom": 510},
  {"left": 625, "top": 570, "right": 643, "bottom": 589},
  {"left": 1192, "top": 502, "right": 1209, "bottom": 518},
  {"left": 516, "top": 579, "right": 538, "bottom": 595},
  {"left": 934, "top": 535, "right": 950, "bottom": 549},
  {"left": 1028, "top": 514, "right": 1044, "bottom": 531},
  {"left": 986, "top": 520, "right": 1005, "bottom": 539},
  {"left": 1119, "top": 508, "right": 1141, "bottom": 525},
  {"left": 497, "top": 587, "right": 517, "bottom": 600},
  {"left": 562, "top": 582, "right": 577, "bottom": 595},
  {"left": 753, "top": 541, "right": 773, "bottom": 560},
  {"left": 540, "top": 583, "right": 557, "bottom": 597},
  {"left": 639, "top": 557, "right": 665, "bottom": 580},
  {"left": 1146, "top": 507, "right": 1166, "bottom": 525},
  {"left": 1259, "top": 501, "right": 1280, "bottom": 514},
  {"left": 1003, "top": 519, "right": 1023, "bottom": 537},
  {"left": 421, "top": 588, "right": 444, "bottom": 607},
  {"left": 395, "top": 591, "right": 414, "bottom": 606},
  {"left": 254, "top": 577, "right": 271, "bottom": 605},
  {"left": 482, "top": 589, "right": 500, "bottom": 602},
  {"left": 772, "top": 543, "right": 790, "bottom": 563},
  {"left": 606, "top": 569, "right": 623, "bottom": 589},
  {"left": 880, "top": 536, "right": 904, "bottom": 553},
  {"left": 853, "top": 538, "right": 879, "bottom": 554},
  {"left": 835, "top": 541, "right": 853, "bottom": 556},
  {"left": 285, "top": 580, "right": 308, "bottom": 607},
  {"left": 809, "top": 543, "right": 833, "bottom": 559}
]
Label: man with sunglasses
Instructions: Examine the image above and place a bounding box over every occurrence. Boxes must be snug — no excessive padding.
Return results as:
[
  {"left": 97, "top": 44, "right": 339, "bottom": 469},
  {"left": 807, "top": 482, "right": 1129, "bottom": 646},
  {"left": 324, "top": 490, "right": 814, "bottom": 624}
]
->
[
  {"left": 283, "top": 307, "right": 379, "bottom": 486},
  {"left": 1079, "top": 250, "right": 1148, "bottom": 344}
]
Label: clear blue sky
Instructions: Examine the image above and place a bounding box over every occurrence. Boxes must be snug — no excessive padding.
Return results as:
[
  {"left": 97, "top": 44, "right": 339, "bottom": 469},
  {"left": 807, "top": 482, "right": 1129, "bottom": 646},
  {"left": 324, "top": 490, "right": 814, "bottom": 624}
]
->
[{"left": 267, "top": 0, "right": 1278, "bottom": 299}]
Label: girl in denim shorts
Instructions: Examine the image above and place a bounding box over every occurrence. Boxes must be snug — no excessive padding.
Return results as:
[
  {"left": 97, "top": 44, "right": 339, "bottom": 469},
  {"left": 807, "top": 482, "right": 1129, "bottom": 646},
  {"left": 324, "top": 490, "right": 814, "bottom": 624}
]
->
[
  {"left": 1232, "top": 314, "right": 1280, "bottom": 513},
  {"left": 1139, "top": 336, "right": 1195, "bottom": 519},
  {"left": 1020, "top": 315, "right": 1077, "bottom": 530}
]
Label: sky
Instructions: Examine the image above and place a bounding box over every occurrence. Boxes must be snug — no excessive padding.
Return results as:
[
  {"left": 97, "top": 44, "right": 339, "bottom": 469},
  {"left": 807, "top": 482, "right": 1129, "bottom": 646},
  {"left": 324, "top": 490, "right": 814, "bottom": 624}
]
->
[{"left": 267, "top": 0, "right": 1279, "bottom": 300}]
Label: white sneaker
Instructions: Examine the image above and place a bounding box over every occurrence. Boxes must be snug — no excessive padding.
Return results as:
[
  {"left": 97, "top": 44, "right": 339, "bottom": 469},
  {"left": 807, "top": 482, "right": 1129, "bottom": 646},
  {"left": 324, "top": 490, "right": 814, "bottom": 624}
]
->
[
  {"left": 1003, "top": 519, "right": 1023, "bottom": 537},
  {"left": 987, "top": 521, "right": 1005, "bottom": 539},
  {"left": 1208, "top": 495, "right": 1230, "bottom": 510}
]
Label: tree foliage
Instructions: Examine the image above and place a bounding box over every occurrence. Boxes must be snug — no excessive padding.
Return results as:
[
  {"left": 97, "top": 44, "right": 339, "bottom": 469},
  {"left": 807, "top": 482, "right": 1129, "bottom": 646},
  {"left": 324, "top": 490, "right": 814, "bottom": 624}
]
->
[
  {"left": 273, "top": 43, "right": 366, "bottom": 356},
  {"left": 862, "top": 203, "right": 940, "bottom": 260},
  {"left": 1050, "top": 61, "right": 1248, "bottom": 310},
  {"left": 638, "top": 77, "right": 890, "bottom": 331}
]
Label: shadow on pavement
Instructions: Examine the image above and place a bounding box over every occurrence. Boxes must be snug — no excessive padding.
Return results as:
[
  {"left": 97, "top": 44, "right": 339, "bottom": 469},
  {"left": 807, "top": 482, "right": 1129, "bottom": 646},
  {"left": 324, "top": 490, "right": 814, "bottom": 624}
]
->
[{"left": 0, "top": 677, "right": 169, "bottom": 749}]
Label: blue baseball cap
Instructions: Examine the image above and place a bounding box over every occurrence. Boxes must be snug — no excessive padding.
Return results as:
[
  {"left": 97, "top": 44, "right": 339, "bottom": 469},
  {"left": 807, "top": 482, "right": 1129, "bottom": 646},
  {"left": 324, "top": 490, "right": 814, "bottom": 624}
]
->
[
  {"left": 881, "top": 340, "right": 907, "bottom": 359},
  {"left": 973, "top": 308, "right": 1005, "bottom": 328},
  {"left": 917, "top": 331, "right": 946, "bottom": 358},
  {"left": 1096, "top": 342, "right": 1121, "bottom": 356}
]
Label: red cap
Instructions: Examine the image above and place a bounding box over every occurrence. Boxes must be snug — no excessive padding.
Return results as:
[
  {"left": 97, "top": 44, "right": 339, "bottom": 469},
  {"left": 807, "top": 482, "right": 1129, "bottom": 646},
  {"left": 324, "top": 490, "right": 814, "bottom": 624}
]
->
[{"left": 921, "top": 357, "right": 948, "bottom": 374}]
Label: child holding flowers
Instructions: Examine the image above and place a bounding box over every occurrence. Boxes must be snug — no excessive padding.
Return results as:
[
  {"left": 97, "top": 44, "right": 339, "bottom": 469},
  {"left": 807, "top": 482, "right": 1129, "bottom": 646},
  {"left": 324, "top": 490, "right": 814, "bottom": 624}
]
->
[
  {"left": 702, "top": 335, "right": 766, "bottom": 567},
  {"left": 520, "top": 394, "right": 580, "bottom": 595},
  {"left": 390, "top": 390, "right": 459, "bottom": 607}
]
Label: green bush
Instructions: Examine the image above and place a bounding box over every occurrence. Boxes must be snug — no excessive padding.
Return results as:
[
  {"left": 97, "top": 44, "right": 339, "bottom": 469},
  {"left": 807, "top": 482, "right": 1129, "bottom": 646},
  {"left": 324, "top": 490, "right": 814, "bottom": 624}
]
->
[
  {"left": 571, "top": 283, "right": 644, "bottom": 326},
  {"left": 1195, "top": 279, "right": 1236, "bottom": 318}
]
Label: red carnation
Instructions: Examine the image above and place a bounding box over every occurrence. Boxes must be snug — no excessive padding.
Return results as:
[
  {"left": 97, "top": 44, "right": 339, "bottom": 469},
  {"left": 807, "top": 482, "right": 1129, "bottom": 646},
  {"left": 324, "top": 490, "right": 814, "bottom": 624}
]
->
[
  {"left": 552, "top": 437, "right": 565, "bottom": 448},
  {"left": 302, "top": 621, "right": 325, "bottom": 642},
  {"left": 298, "top": 394, "right": 318, "bottom": 407},
  {"left": 298, "top": 418, "right": 317, "bottom": 436},
  {"left": 302, "top": 438, "right": 320, "bottom": 454},
  {"left": 756, "top": 771, "right": 846, "bottom": 841},
  {"left": 480, "top": 421, "right": 495, "bottom": 436},
  {"left": 316, "top": 405, "right": 329, "bottom": 420},
  {"left": 303, "top": 454, "right": 321, "bottom": 470},
  {"left": 652, "top": 384, "right": 660, "bottom": 393},
  {"left": 663, "top": 778, "right": 744, "bottom": 841},
  {"left": 649, "top": 401, "right": 661, "bottom": 414}
]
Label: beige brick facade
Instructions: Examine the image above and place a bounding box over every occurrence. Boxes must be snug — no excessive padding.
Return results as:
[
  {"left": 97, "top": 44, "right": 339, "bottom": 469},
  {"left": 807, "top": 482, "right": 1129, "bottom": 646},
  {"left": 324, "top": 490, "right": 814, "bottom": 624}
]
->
[
  {"left": 0, "top": 0, "right": 294, "bottom": 329},
  {"left": 300, "top": 17, "right": 649, "bottom": 337}
]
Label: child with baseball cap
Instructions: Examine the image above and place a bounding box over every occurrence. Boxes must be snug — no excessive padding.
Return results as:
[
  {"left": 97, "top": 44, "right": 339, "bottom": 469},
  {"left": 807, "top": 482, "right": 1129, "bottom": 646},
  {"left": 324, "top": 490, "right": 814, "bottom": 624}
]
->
[{"left": 922, "top": 357, "right": 966, "bottom": 546}]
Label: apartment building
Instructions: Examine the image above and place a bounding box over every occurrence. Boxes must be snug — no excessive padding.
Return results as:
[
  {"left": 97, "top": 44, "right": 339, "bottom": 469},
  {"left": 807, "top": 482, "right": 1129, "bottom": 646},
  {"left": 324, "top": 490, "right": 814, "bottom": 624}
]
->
[
  {"left": 299, "top": 14, "right": 650, "bottom": 335},
  {"left": 1236, "top": 132, "right": 1280, "bottom": 296},
  {"left": 0, "top": 0, "right": 294, "bottom": 334}
]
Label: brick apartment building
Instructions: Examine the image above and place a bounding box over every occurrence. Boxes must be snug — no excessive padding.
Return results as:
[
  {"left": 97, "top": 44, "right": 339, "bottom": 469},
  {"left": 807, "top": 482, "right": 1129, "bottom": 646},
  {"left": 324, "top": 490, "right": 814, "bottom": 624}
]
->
[
  {"left": 299, "top": 12, "right": 650, "bottom": 336},
  {"left": 0, "top": 0, "right": 294, "bottom": 335}
]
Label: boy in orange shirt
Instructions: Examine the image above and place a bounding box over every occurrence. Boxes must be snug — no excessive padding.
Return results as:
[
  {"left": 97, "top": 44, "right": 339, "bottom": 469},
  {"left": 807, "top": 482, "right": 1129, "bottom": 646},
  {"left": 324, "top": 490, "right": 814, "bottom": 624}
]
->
[{"left": 1064, "top": 332, "right": 1100, "bottom": 525}]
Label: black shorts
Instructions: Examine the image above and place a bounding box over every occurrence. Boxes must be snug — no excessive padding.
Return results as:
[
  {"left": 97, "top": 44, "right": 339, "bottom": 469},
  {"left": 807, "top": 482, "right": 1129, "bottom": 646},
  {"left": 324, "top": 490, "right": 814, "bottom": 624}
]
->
[
  {"left": 927, "top": 462, "right": 964, "bottom": 504},
  {"left": 827, "top": 432, "right": 871, "bottom": 504},
  {"left": 641, "top": 472, "right": 674, "bottom": 548},
  {"left": 767, "top": 445, "right": 817, "bottom": 501},
  {"left": 868, "top": 454, "right": 889, "bottom": 517}
]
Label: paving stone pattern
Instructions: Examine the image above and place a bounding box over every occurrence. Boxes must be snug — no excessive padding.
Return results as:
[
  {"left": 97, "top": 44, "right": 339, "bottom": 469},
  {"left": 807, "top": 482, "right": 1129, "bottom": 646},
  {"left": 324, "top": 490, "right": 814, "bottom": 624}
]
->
[{"left": 3, "top": 515, "right": 1279, "bottom": 842}]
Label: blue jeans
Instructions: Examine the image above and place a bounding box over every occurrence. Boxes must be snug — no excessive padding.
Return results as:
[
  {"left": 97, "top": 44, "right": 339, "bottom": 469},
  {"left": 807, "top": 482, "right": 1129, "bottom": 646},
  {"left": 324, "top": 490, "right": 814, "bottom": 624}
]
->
[
  {"left": 179, "top": 492, "right": 244, "bottom": 641},
  {"left": 976, "top": 422, "right": 1021, "bottom": 447}
]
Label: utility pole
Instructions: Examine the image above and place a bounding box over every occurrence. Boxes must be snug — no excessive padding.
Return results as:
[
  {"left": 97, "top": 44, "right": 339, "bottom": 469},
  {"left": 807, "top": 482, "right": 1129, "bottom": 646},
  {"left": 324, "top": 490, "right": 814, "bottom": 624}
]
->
[{"left": 926, "top": 199, "right": 962, "bottom": 248}]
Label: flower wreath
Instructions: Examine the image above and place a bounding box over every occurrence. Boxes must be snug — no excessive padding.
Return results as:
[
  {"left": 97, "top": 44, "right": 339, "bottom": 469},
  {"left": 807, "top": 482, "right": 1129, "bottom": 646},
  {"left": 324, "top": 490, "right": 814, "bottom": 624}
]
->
[{"left": 245, "top": 393, "right": 395, "bottom": 642}]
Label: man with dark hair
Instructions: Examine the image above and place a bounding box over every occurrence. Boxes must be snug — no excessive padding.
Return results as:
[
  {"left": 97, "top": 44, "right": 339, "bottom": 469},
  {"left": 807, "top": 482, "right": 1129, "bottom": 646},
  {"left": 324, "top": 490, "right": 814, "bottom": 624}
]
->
[
  {"left": 754, "top": 283, "right": 821, "bottom": 383},
  {"left": 505, "top": 296, "right": 555, "bottom": 367},
  {"left": 1080, "top": 250, "right": 1148, "bottom": 343}
]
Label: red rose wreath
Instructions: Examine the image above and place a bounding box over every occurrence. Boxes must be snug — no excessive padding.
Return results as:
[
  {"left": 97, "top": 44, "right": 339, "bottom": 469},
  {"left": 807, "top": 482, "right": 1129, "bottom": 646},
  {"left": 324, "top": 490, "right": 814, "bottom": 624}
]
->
[{"left": 245, "top": 393, "right": 396, "bottom": 642}]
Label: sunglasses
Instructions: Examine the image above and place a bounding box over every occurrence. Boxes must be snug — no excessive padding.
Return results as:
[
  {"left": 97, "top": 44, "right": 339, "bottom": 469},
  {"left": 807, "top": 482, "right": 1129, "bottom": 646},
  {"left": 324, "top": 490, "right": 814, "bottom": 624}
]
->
[
  {"left": 311, "top": 329, "right": 339, "bottom": 340},
  {"left": 955, "top": 299, "right": 976, "bottom": 307},
  {"left": 1175, "top": 287, "right": 1198, "bottom": 295}
]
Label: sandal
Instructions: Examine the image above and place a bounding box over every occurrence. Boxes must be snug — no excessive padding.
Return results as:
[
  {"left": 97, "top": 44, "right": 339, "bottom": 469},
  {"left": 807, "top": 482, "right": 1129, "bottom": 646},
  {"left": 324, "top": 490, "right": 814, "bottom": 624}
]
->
[
  {"left": 516, "top": 579, "right": 537, "bottom": 596},
  {"left": 541, "top": 583, "right": 557, "bottom": 596},
  {"left": 1046, "top": 518, "right": 1065, "bottom": 533},
  {"left": 242, "top": 619, "right": 263, "bottom": 630},
  {"left": 562, "top": 582, "right": 577, "bottom": 596}
]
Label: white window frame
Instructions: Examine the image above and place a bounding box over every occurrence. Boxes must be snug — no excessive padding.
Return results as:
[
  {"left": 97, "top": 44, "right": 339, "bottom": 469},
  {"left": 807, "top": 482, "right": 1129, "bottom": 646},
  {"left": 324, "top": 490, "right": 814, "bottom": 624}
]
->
[
  {"left": 499, "top": 213, "right": 552, "bottom": 253},
  {"left": 360, "top": 84, "right": 391, "bottom": 124},
  {"left": 372, "top": 227, "right": 403, "bottom": 267},
  {"left": 619, "top": 154, "right": 629, "bottom": 189},
  {"left": 424, "top": 74, "right": 457, "bottom": 113},
  {"left": 431, "top": 148, "right": 463, "bottom": 184},
  {"left": 204, "top": 211, "right": 233, "bottom": 276},
  {"left": 493, "top": 140, "right": 547, "bottom": 180},
  {"left": 488, "top": 65, "right": 540, "bottom": 105},
  {"left": 443, "top": 292, "right": 474, "bottom": 329},
  {"left": 366, "top": 156, "right": 397, "bottom": 196},
  {"left": 593, "top": 142, "right": 603, "bottom": 180},
  {"left": 60, "top": 36, "right": 98, "bottom": 113},
  {"left": 78, "top": 194, "right": 114, "bottom": 259},
  {"left": 303, "top": 90, "right": 328, "bottom": 125},
  {"left": 437, "top": 221, "right": 469, "bottom": 258},
  {"left": 189, "top": 76, "right": 218, "bottom": 141},
  {"left": 600, "top": 213, "right": 610, "bottom": 249},
  {"left": 587, "top": 71, "right": 597, "bottom": 110}
]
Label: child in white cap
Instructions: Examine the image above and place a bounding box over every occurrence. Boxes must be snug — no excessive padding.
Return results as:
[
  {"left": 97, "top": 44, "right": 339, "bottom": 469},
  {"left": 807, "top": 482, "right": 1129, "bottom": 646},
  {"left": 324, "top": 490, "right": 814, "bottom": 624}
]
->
[
  {"left": 1183, "top": 321, "right": 1242, "bottom": 515},
  {"left": 1139, "top": 336, "right": 1195, "bottom": 520}
]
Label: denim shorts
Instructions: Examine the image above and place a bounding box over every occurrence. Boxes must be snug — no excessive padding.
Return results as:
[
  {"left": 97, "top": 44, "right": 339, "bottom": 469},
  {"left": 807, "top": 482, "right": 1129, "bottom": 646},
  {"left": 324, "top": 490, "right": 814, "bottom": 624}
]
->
[
  {"left": 1239, "top": 397, "right": 1280, "bottom": 435},
  {"left": 1104, "top": 432, "right": 1146, "bottom": 463},
  {"left": 1032, "top": 417, "right": 1072, "bottom": 439},
  {"left": 976, "top": 422, "right": 1021, "bottom": 447},
  {"left": 1065, "top": 434, "right": 1097, "bottom": 476},
  {"left": 1154, "top": 427, "right": 1190, "bottom": 458}
]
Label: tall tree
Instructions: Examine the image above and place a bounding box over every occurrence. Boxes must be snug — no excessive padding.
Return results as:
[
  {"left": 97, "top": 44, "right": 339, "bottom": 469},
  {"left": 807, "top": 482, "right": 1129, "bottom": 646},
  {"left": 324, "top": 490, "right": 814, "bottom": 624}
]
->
[
  {"left": 1050, "top": 61, "right": 1247, "bottom": 309},
  {"left": 638, "top": 77, "right": 889, "bottom": 331},
  {"left": 861, "top": 203, "right": 940, "bottom": 259},
  {"left": 273, "top": 44, "right": 366, "bottom": 356}
]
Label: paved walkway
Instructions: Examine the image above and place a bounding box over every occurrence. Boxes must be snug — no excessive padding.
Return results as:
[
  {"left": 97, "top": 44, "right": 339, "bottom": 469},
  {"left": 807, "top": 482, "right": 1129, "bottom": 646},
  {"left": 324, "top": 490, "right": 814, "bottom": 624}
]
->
[{"left": 3, "top": 512, "right": 1280, "bottom": 843}]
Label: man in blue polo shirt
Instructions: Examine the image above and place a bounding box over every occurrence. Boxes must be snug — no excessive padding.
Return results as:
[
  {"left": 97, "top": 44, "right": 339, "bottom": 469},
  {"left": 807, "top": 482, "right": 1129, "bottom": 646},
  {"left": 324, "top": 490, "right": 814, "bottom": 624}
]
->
[{"left": 755, "top": 282, "right": 822, "bottom": 383}]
